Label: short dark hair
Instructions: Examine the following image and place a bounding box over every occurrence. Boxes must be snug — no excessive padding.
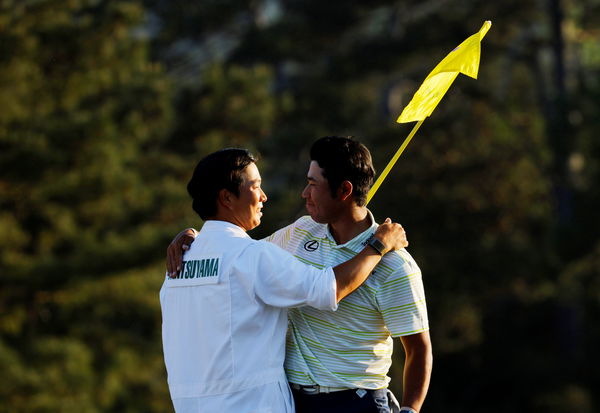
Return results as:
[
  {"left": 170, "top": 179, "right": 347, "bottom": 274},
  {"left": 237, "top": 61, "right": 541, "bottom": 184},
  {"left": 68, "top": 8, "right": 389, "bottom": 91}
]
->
[
  {"left": 310, "top": 136, "right": 375, "bottom": 206},
  {"left": 187, "top": 148, "right": 256, "bottom": 220}
]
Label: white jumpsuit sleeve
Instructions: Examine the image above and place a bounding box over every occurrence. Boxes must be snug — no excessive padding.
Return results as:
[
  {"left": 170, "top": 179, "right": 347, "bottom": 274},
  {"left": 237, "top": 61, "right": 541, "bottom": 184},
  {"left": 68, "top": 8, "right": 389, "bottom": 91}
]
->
[{"left": 235, "top": 242, "right": 338, "bottom": 311}]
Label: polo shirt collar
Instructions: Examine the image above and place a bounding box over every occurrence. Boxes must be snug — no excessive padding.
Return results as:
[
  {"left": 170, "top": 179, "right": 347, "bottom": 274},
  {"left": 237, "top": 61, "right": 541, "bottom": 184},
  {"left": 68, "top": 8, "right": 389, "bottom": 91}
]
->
[{"left": 324, "top": 210, "right": 377, "bottom": 253}]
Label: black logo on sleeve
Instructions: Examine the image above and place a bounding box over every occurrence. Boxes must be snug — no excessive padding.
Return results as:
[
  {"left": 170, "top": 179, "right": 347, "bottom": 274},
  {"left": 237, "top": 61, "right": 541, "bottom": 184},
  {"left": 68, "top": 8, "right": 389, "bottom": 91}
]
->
[{"left": 303, "top": 240, "right": 319, "bottom": 252}]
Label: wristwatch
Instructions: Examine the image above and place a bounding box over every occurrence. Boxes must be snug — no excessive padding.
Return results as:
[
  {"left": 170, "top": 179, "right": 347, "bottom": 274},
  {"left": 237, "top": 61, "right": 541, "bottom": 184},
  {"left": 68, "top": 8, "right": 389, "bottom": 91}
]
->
[
  {"left": 367, "top": 236, "right": 386, "bottom": 255},
  {"left": 399, "top": 408, "right": 417, "bottom": 413}
]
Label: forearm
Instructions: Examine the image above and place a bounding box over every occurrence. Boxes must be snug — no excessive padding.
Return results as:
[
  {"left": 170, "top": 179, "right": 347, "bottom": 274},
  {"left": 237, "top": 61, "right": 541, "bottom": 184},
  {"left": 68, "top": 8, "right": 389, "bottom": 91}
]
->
[
  {"left": 402, "top": 345, "right": 433, "bottom": 411},
  {"left": 332, "top": 246, "right": 381, "bottom": 302}
]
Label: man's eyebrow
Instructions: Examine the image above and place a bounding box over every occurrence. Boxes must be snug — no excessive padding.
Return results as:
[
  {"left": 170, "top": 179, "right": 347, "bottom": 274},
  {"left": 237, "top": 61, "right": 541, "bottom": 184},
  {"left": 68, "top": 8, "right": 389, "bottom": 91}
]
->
[
  {"left": 306, "top": 176, "right": 317, "bottom": 182},
  {"left": 245, "top": 178, "right": 261, "bottom": 185}
]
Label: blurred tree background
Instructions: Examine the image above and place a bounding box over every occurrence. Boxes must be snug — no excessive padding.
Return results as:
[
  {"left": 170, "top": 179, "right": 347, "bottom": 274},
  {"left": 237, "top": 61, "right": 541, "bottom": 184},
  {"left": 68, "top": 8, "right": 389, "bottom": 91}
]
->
[{"left": 1, "top": 0, "right": 599, "bottom": 411}]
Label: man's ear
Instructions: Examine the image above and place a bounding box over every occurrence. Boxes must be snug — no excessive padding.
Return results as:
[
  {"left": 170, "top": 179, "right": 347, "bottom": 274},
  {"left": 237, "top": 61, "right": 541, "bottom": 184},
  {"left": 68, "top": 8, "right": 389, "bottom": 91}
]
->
[
  {"left": 337, "top": 180, "right": 354, "bottom": 201},
  {"left": 217, "top": 188, "right": 235, "bottom": 210}
]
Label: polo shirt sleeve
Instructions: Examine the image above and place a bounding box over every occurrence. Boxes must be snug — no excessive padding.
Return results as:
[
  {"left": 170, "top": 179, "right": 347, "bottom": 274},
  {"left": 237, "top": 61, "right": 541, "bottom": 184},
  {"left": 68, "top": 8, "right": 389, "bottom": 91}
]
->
[
  {"left": 242, "top": 242, "right": 338, "bottom": 311},
  {"left": 376, "top": 250, "right": 429, "bottom": 337}
]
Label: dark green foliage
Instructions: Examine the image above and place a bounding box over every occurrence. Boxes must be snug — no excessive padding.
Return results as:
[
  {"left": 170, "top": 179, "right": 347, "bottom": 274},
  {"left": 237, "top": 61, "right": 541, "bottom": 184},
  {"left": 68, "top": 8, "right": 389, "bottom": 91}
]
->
[
  {"left": 0, "top": 1, "right": 180, "bottom": 411},
  {"left": 1, "top": 0, "right": 599, "bottom": 411}
]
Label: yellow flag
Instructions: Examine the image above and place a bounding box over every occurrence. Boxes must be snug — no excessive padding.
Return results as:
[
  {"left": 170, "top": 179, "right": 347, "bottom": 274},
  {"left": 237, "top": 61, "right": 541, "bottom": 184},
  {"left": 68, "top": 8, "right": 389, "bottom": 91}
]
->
[
  {"left": 366, "top": 21, "right": 491, "bottom": 205},
  {"left": 397, "top": 20, "right": 492, "bottom": 123}
]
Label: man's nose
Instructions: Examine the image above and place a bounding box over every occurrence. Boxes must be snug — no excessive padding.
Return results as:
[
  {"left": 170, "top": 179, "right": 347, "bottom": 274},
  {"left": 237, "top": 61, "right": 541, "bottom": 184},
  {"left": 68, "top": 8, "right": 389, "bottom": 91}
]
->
[{"left": 301, "top": 185, "right": 309, "bottom": 199}]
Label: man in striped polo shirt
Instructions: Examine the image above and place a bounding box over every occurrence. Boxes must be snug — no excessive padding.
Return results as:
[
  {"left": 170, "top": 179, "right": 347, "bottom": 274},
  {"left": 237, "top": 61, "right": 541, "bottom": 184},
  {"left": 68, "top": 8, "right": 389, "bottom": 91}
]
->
[{"left": 167, "top": 137, "right": 432, "bottom": 413}]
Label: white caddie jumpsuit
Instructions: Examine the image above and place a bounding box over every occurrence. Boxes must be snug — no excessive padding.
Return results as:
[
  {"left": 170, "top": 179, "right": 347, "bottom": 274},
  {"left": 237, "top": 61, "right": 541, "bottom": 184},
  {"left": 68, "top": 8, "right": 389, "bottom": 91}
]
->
[{"left": 160, "top": 220, "right": 338, "bottom": 413}]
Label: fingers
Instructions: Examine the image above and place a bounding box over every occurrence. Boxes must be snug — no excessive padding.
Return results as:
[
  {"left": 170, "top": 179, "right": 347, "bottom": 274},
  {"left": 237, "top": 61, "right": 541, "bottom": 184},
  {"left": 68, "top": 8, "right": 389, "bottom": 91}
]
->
[
  {"left": 175, "top": 235, "right": 194, "bottom": 274},
  {"left": 373, "top": 219, "right": 410, "bottom": 253},
  {"left": 167, "top": 239, "right": 183, "bottom": 278},
  {"left": 395, "top": 223, "right": 407, "bottom": 249},
  {"left": 182, "top": 234, "right": 194, "bottom": 250},
  {"left": 167, "top": 242, "right": 177, "bottom": 277},
  {"left": 399, "top": 226, "right": 408, "bottom": 249},
  {"left": 166, "top": 229, "right": 197, "bottom": 278},
  {"left": 387, "top": 221, "right": 408, "bottom": 251},
  {"left": 400, "top": 228, "right": 409, "bottom": 248}
]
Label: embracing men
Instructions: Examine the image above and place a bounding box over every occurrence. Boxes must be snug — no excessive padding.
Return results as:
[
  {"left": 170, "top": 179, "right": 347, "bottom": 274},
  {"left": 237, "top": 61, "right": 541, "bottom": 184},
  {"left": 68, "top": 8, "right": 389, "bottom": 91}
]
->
[{"left": 162, "top": 137, "right": 432, "bottom": 413}]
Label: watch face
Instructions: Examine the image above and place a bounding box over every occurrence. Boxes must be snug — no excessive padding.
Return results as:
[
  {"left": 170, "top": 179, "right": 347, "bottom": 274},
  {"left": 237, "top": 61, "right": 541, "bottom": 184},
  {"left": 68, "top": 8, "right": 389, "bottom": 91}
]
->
[{"left": 369, "top": 237, "right": 384, "bottom": 255}]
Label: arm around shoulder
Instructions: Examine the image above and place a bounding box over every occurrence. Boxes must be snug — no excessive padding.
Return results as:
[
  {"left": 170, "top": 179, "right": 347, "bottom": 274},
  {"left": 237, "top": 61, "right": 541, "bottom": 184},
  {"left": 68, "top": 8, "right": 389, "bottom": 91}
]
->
[
  {"left": 250, "top": 242, "right": 338, "bottom": 311},
  {"left": 333, "top": 219, "right": 408, "bottom": 302}
]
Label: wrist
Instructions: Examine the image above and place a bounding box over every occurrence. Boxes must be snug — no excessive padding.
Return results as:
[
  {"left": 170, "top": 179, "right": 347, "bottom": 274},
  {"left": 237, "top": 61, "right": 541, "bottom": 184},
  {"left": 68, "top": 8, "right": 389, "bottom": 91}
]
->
[{"left": 367, "top": 235, "right": 387, "bottom": 255}]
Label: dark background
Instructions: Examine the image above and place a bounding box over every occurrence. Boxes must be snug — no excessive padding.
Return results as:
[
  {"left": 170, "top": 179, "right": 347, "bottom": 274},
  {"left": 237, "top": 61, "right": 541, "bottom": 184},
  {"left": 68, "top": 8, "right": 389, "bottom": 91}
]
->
[{"left": 1, "top": 0, "right": 599, "bottom": 411}]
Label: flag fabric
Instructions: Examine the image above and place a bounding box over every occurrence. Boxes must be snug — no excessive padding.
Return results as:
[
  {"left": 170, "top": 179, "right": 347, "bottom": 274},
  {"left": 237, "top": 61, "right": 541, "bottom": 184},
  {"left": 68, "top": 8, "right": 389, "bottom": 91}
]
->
[
  {"left": 365, "top": 21, "right": 491, "bottom": 205},
  {"left": 397, "top": 20, "right": 492, "bottom": 123}
]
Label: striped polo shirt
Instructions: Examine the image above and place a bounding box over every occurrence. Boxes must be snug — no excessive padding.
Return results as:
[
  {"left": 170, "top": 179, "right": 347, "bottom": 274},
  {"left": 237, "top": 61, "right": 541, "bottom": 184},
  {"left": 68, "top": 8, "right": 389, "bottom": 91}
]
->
[{"left": 264, "top": 212, "right": 429, "bottom": 389}]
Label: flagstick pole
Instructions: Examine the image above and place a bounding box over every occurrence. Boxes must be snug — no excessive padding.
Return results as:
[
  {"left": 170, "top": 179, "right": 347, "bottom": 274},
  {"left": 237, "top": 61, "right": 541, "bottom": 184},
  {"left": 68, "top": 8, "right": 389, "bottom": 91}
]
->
[{"left": 366, "top": 119, "right": 425, "bottom": 206}]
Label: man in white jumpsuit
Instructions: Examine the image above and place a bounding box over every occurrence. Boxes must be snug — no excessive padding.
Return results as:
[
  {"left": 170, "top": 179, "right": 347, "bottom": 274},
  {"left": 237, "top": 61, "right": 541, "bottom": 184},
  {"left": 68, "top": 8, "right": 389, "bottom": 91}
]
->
[{"left": 160, "top": 148, "right": 407, "bottom": 413}]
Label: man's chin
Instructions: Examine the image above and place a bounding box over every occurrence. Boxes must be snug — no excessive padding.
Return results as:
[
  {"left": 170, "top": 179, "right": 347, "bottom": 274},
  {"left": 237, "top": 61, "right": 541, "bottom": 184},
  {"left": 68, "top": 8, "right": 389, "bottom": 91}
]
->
[
  {"left": 307, "top": 211, "right": 327, "bottom": 224},
  {"left": 246, "top": 218, "right": 261, "bottom": 231}
]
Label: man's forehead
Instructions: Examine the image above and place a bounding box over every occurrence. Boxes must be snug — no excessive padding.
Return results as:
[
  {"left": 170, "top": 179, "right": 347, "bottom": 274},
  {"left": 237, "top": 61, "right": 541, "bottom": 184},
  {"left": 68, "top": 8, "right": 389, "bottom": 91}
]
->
[
  {"left": 242, "top": 163, "right": 261, "bottom": 182},
  {"left": 307, "top": 160, "right": 326, "bottom": 180}
]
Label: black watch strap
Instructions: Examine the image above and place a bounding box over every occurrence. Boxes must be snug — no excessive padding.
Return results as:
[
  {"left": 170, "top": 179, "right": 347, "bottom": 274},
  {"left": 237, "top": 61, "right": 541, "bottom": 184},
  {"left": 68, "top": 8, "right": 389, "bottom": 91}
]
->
[{"left": 367, "top": 236, "right": 386, "bottom": 255}]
